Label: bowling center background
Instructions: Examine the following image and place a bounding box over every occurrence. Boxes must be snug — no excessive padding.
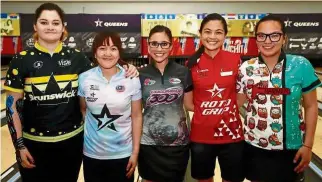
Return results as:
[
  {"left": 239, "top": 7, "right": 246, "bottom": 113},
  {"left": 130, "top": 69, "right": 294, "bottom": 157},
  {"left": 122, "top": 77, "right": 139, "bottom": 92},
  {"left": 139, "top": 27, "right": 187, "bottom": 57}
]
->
[{"left": 1, "top": 13, "right": 322, "bottom": 66}]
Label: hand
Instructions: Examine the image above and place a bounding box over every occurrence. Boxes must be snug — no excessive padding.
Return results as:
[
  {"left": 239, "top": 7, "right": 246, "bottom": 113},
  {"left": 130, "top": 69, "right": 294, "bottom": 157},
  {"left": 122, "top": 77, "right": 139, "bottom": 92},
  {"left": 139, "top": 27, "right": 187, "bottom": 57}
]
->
[
  {"left": 17, "top": 148, "right": 36, "bottom": 169},
  {"left": 138, "top": 64, "right": 148, "bottom": 69},
  {"left": 126, "top": 154, "right": 138, "bottom": 178},
  {"left": 123, "top": 64, "right": 139, "bottom": 78},
  {"left": 294, "top": 146, "right": 312, "bottom": 173}
]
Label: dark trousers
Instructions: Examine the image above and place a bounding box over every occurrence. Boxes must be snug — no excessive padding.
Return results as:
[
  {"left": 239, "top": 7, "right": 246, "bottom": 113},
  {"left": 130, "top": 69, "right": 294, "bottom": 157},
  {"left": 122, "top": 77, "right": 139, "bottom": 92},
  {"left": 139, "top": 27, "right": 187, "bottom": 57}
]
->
[{"left": 19, "top": 132, "right": 83, "bottom": 182}]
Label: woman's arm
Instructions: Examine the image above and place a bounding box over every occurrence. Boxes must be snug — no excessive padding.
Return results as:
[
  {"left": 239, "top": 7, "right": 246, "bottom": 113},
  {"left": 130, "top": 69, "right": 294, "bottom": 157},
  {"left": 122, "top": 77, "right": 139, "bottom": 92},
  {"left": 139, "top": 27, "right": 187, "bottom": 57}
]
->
[
  {"left": 184, "top": 91, "right": 194, "bottom": 111},
  {"left": 237, "top": 93, "right": 247, "bottom": 109},
  {"left": 6, "top": 91, "right": 24, "bottom": 149},
  {"left": 79, "top": 97, "right": 87, "bottom": 122},
  {"left": 131, "top": 99, "right": 143, "bottom": 155},
  {"left": 6, "top": 91, "right": 35, "bottom": 168},
  {"left": 126, "top": 99, "right": 143, "bottom": 178},
  {"left": 302, "top": 90, "right": 318, "bottom": 149},
  {"left": 294, "top": 89, "right": 318, "bottom": 173}
]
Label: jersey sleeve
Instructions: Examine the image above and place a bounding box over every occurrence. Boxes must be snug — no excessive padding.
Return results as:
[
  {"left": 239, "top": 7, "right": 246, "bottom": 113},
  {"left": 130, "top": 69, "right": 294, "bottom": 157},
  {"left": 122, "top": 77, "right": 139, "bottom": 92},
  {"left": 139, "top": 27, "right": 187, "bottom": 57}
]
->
[
  {"left": 131, "top": 77, "right": 142, "bottom": 101},
  {"left": 77, "top": 51, "right": 93, "bottom": 74},
  {"left": 301, "top": 57, "right": 322, "bottom": 93},
  {"left": 236, "top": 62, "right": 247, "bottom": 94},
  {"left": 77, "top": 73, "right": 86, "bottom": 97},
  {"left": 184, "top": 69, "right": 193, "bottom": 92},
  {"left": 3, "top": 54, "right": 26, "bottom": 93}
]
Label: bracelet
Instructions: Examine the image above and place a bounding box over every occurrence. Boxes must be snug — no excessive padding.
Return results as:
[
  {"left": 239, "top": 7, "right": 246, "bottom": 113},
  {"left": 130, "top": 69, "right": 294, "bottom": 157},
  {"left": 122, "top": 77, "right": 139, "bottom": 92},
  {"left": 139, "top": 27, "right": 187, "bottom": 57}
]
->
[
  {"left": 302, "top": 144, "right": 312, "bottom": 150},
  {"left": 15, "top": 137, "right": 26, "bottom": 150}
]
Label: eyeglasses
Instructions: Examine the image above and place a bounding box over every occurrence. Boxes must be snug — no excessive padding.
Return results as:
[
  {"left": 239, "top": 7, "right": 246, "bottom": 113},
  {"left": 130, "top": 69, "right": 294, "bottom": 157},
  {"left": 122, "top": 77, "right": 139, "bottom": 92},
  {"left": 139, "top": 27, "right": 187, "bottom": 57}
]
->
[
  {"left": 148, "top": 41, "right": 172, "bottom": 49},
  {"left": 255, "top": 33, "right": 284, "bottom": 42}
]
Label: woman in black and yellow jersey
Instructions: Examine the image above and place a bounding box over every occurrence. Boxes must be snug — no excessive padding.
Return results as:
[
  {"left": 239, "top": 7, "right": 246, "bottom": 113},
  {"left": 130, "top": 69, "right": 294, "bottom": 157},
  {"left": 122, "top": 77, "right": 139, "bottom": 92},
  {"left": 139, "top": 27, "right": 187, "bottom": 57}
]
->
[{"left": 4, "top": 3, "right": 138, "bottom": 182}]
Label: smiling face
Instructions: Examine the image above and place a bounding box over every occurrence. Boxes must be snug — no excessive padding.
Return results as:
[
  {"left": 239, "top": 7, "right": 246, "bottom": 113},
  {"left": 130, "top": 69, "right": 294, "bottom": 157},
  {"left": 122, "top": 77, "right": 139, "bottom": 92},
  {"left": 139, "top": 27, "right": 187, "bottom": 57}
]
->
[
  {"left": 148, "top": 32, "right": 172, "bottom": 63},
  {"left": 33, "top": 10, "right": 65, "bottom": 43},
  {"left": 256, "top": 20, "right": 286, "bottom": 57},
  {"left": 200, "top": 20, "right": 226, "bottom": 52},
  {"left": 95, "top": 37, "right": 120, "bottom": 69}
]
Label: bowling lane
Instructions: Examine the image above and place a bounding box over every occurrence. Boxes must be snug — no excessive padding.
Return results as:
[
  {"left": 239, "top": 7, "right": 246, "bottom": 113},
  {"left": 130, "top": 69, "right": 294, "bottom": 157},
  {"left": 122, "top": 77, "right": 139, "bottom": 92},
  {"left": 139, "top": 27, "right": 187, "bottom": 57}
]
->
[{"left": 1, "top": 126, "right": 15, "bottom": 174}]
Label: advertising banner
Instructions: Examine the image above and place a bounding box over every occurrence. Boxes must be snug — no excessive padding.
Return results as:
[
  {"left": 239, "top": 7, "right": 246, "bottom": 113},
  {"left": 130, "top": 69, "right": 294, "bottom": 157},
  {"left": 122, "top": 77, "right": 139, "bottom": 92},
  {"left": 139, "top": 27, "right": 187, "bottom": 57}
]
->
[
  {"left": 271, "top": 14, "right": 322, "bottom": 55},
  {"left": 1, "top": 13, "right": 20, "bottom": 36},
  {"left": 20, "top": 14, "right": 141, "bottom": 55},
  {"left": 141, "top": 37, "right": 259, "bottom": 57},
  {"left": 141, "top": 14, "right": 267, "bottom": 37},
  {"left": 270, "top": 14, "right": 322, "bottom": 33},
  {"left": 284, "top": 33, "right": 322, "bottom": 55}
]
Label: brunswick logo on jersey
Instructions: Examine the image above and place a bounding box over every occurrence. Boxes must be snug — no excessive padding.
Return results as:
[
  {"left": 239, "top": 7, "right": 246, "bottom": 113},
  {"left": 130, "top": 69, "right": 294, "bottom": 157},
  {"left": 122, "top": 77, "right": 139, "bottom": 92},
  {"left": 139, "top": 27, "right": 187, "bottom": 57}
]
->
[
  {"left": 28, "top": 74, "right": 77, "bottom": 106},
  {"left": 200, "top": 83, "right": 231, "bottom": 115}
]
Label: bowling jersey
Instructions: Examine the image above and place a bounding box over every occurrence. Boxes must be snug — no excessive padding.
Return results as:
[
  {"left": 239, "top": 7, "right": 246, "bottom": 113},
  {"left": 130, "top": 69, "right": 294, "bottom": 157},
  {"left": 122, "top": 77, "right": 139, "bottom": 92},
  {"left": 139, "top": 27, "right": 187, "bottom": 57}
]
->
[
  {"left": 238, "top": 53, "right": 322, "bottom": 150},
  {"left": 4, "top": 42, "right": 93, "bottom": 142},
  {"left": 78, "top": 65, "right": 142, "bottom": 159},
  {"left": 189, "top": 50, "right": 244, "bottom": 144},
  {"left": 139, "top": 61, "right": 193, "bottom": 146}
]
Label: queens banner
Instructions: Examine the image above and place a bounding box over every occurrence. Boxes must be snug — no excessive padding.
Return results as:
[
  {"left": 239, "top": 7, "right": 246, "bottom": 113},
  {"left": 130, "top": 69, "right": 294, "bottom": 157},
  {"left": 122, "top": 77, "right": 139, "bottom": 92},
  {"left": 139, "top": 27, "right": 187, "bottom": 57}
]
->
[{"left": 20, "top": 14, "right": 141, "bottom": 55}]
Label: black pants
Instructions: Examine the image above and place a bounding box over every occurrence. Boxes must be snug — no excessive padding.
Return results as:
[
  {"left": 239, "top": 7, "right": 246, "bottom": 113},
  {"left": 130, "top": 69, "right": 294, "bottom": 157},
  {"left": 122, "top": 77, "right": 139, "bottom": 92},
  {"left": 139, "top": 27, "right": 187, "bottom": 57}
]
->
[
  {"left": 190, "top": 141, "right": 245, "bottom": 182},
  {"left": 83, "top": 155, "right": 134, "bottom": 182},
  {"left": 244, "top": 142, "right": 304, "bottom": 182},
  {"left": 19, "top": 133, "right": 83, "bottom": 182}
]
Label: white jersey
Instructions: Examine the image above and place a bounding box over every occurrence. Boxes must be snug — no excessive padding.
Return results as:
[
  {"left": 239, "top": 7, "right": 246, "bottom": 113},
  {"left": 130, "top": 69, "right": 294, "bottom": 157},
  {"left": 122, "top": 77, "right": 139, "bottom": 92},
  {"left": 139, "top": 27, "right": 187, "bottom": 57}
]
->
[{"left": 78, "top": 65, "right": 141, "bottom": 159}]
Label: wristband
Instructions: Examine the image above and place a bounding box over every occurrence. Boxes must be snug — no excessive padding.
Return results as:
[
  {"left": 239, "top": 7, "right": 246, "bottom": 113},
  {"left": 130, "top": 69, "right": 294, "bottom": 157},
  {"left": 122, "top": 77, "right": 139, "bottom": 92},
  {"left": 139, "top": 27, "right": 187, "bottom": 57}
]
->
[
  {"left": 302, "top": 144, "right": 312, "bottom": 150},
  {"left": 15, "top": 137, "right": 26, "bottom": 150}
]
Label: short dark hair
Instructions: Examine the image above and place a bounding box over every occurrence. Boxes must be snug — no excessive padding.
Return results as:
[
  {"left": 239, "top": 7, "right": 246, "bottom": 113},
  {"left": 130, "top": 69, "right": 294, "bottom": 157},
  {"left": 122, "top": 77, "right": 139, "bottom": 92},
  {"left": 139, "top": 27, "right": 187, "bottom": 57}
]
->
[
  {"left": 92, "top": 31, "right": 127, "bottom": 66},
  {"left": 148, "top": 25, "right": 173, "bottom": 43},
  {"left": 255, "top": 14, "right": 286, "bottom": 34}
]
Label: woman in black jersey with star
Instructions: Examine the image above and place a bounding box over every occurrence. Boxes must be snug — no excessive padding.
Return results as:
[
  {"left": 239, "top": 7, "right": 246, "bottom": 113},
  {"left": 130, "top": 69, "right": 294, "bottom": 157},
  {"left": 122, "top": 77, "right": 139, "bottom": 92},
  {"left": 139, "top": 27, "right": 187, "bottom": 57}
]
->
[{"left": 4, "top": 3, "right": 138, "bottom": 182}]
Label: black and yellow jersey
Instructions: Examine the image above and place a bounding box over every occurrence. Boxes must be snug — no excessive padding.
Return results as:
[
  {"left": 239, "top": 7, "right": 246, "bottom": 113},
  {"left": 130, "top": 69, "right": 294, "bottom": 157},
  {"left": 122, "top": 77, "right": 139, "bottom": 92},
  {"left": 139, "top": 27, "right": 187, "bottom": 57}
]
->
[{"left": 4, "top": 42, "right": 93, "bottom": 142}]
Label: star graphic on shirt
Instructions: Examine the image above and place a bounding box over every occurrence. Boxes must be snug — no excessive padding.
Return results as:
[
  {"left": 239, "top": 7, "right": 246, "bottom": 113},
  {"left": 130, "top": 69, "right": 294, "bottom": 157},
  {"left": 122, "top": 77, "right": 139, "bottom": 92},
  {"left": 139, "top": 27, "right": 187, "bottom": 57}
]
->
[
  {"left": 284, "top": 19, "right": 292, "bottom": 27},
  {"left": 94, "top": 18, "right": 103, "bottom": 27},
  {"left": 91, "top": 104, "right": 122, "bottom": 131},
  {"left": 206, "top": 83, "right": 225, "bottom": 98}
]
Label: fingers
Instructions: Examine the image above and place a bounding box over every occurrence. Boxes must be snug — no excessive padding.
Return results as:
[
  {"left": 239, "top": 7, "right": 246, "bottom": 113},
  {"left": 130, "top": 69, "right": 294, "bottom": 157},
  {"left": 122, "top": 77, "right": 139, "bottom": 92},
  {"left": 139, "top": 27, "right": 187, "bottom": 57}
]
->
[
  {"left": 126, "top": 160, "right": 131, "bottom": 171},
  {"left": 21, "top": 150, "right": 36, "bottom": 168},
  {"left": 122, "top": 65, "right": 129, "bottom": 70},
  {"left": 293, "top": 150, "right": 301, "bottom": 164},
  {"left": 294, "top": 159, "right": 307, "bottom": 173},
  {"left": 126, "top": 162, "right": 135, "bottom": 178},
  {"left": 125, "top": 65, "right": 137, "bottom": 78}
]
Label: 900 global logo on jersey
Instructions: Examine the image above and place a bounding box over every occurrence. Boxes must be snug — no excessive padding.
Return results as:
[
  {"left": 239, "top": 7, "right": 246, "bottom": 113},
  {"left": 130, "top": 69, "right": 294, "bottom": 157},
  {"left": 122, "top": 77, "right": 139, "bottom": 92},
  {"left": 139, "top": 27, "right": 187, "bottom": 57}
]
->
[{"left": 146, "top": 87, "right": 183, "bottom": 107}]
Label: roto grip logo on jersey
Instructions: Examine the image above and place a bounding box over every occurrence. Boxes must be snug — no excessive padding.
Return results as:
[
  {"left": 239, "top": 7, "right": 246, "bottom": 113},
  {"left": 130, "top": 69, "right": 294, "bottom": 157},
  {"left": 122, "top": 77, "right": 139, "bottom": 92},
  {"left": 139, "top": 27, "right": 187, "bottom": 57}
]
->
[
  {"left": 146, "top": 86, "right": 183, "bottom": 107},
  {"left": 201, "top": 83, "right": 231, "bottom": 115}
]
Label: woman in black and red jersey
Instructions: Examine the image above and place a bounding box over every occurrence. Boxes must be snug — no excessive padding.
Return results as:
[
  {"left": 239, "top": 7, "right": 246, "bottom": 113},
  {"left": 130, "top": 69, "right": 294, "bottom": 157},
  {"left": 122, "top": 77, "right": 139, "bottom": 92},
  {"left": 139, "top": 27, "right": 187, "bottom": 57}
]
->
[{"left": 187, "top": 13, "right": 244, "bottom": 182}]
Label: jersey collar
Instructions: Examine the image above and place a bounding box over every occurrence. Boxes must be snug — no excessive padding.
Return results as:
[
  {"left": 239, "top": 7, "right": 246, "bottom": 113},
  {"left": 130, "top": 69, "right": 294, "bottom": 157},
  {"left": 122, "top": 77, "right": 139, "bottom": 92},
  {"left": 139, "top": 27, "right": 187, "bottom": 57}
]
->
[
  {"left": 96, "top": 64, "right": 124, "bottom": 81},
  {"left": 201, "top": 49, "right": 223, "bottom": 60},
  {"left": 151, "top": 60, "right": 174, "bottom": 74},
  {"left": 34, "top": 41, "right": 63, "bottom": 54}
]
